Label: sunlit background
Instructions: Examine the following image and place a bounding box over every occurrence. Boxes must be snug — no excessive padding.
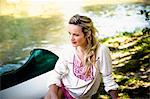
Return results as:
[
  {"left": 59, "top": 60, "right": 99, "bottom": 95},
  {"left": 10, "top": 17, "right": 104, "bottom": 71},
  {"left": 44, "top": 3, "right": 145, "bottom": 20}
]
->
[{"left": 0, "top": 0, "right": 150, "bottom": 98}]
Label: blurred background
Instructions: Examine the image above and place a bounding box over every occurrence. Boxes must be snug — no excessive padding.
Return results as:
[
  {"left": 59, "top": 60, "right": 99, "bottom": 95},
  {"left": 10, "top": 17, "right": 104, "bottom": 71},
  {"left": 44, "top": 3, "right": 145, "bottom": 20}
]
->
[{"left": 0, "top": 0, "right": 150, "bottom": 98}]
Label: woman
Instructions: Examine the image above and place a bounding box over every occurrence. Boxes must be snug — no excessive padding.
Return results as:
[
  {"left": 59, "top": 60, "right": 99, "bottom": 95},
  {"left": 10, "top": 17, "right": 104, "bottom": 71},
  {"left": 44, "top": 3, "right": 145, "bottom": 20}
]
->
[{"left": 44, "top": 14, "right": 119, "bottom": 99}]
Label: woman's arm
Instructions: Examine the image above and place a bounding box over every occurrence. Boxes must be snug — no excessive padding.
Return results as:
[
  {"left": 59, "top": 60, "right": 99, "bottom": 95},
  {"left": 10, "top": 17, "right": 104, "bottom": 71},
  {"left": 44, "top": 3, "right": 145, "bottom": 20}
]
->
[
  {"left": 45, "top": 48, "right": 70, "bottom": 99},
  {"left": 98, "top": 45, "right": 119, "bottom": 98}
]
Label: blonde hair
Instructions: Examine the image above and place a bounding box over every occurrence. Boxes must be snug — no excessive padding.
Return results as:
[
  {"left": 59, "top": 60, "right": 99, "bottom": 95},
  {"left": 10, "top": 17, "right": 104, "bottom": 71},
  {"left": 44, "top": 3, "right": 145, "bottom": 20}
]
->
[{"left": 69, "top": 14, "right": 99, "bottom": 75}]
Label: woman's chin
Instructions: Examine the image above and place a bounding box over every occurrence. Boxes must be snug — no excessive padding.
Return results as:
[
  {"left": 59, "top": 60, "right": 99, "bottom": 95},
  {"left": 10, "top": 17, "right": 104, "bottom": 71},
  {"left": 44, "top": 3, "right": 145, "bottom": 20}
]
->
[{"left": 71, "top": 44, "right": 77, "bottom": 47}]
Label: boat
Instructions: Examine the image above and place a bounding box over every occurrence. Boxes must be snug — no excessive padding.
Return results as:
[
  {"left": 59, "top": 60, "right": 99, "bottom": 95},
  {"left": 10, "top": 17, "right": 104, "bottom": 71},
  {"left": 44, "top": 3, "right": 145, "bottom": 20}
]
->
[{"left": 0, "top": 48, "right": 59, "bottom": 99}]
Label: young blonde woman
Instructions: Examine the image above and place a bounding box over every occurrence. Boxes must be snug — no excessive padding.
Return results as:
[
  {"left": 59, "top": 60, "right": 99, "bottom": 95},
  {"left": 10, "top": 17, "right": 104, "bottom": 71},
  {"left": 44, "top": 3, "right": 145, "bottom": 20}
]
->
[{"left": 44, "top": 14, "right": 119, "bottom": 99}]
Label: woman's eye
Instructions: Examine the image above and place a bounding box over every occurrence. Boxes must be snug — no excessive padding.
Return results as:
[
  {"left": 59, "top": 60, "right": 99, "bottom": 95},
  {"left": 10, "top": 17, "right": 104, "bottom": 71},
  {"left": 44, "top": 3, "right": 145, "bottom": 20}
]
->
[
  {"left": 74, "top": 34, "right": 79, "bottom": 36},
  {"left": 75, "top": 35, "right": 78, "bottom": 36},
  {"left": 68, "top": 32, "right": 79, "bottom": 36}
]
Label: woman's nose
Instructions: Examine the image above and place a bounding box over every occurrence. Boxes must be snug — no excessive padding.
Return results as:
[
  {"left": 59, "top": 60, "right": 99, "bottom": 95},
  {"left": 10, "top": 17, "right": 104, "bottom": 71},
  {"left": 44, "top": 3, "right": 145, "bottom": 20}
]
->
[{"left": 70, "top": 35, "right": 74, "bottom": 41}]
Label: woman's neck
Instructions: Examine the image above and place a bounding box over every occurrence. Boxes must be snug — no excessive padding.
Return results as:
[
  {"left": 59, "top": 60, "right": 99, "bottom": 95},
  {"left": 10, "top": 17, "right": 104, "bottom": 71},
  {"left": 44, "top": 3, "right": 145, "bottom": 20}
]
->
[{"left": 77, "top": 46, "right": 86, "bottom": 55}]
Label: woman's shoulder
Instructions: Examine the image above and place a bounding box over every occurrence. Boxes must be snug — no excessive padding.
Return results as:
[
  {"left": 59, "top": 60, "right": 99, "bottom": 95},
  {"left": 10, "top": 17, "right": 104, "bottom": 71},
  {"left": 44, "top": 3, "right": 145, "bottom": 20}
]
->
[
  {"left": 62, "top": 44, "right": 74, "bottom": 53},
  {"left": 97, "top": 44, "right": 110, "bottom": 52},
  {"left": 96, "top": 44, "right": 111, "bottom": 58},
  {"left": 59, "top": 44, "right": 74, "bottom": 58}
]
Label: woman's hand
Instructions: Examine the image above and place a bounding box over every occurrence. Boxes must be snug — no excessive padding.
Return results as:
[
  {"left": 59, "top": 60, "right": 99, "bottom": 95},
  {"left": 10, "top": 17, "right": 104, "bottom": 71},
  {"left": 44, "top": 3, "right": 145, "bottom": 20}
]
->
[
  {"left": 108, "top": 90, "right": 120, "bottom": 99},
  {"left": 44, "top": 84, "right": 59, "bottom": 99}
]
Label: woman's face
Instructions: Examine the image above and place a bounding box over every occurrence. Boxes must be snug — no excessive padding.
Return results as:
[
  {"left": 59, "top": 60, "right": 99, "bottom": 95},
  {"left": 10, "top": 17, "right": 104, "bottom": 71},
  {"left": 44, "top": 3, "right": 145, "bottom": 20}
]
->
[{"left": 68, "top": 24, "right": 87, "bottom": 48}]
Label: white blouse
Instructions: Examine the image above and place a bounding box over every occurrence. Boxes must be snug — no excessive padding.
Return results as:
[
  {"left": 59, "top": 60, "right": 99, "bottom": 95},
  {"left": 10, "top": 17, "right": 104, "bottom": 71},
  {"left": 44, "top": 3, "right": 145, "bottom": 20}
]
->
[{"left": 47, "top": 44, "right": 119, "bottom": 99}]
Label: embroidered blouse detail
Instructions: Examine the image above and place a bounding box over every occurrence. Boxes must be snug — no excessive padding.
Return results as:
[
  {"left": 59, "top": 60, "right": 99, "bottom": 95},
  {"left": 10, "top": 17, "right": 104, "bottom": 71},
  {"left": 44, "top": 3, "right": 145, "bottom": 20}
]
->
[{"left": 73, "top": 55, "right": 94, "bottom": 81}]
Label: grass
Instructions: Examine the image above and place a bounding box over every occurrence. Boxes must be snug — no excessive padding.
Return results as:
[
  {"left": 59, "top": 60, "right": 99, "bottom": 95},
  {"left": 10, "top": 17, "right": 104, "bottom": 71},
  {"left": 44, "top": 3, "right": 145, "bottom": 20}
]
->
[{"left": 95, "top": 27, "right": 150, "bottom": 99}]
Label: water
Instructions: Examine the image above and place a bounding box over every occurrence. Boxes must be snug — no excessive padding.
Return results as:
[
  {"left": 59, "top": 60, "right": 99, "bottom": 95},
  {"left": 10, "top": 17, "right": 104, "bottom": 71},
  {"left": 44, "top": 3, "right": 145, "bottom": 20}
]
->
[
  {"left": 0, "top": 2, "right": 150, "bottom": 74},
  {"left": 82, "top": 4, "right": 150, "bottom": 38},
  {"left": 0, "top": 57, "right": 29, "bottom": 74}
]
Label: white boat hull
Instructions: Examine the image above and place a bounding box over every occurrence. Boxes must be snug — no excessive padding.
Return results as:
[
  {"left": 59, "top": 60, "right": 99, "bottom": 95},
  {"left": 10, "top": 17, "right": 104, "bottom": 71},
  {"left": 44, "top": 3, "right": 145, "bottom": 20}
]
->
[{"left": 0, "top": 71, "right": 52, "bottom": 99}]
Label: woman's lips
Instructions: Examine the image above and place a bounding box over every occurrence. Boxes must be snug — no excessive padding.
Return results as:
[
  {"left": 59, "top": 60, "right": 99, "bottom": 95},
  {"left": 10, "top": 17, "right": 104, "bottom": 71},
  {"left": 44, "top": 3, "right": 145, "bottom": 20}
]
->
[{"left": 72, "top": 42, "right": 76, "bottom": 44}]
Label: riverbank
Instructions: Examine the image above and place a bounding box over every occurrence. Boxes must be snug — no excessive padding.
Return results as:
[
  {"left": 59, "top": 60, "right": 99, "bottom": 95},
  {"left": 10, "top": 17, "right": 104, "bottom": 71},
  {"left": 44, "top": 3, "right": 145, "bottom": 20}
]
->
[{"left": 95, "top": 27, "right": 150, "bottom": 98}]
